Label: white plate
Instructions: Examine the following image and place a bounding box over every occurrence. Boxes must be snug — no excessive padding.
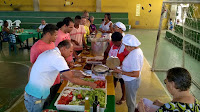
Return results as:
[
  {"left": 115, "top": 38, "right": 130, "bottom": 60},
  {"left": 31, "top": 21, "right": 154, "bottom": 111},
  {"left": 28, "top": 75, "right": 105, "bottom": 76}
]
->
[
  {"left": 80, "top": 70, "right": 92, "bottom": 76},
  {"left": 84, "top": 70, "right": 92, "bottom": 76},
  {"left": 74, "top": 64, "right": 82, "bottom": 67}
]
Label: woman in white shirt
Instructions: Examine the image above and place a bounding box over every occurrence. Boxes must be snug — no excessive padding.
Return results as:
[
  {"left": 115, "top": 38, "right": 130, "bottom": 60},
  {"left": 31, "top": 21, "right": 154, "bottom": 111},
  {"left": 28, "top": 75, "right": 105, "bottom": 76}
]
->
[
  {"left": 99, "top": 13, "right": 113, "bottom": 40},
  {"left": 114, "top": 34, "right": 144, "bottom": 112}
]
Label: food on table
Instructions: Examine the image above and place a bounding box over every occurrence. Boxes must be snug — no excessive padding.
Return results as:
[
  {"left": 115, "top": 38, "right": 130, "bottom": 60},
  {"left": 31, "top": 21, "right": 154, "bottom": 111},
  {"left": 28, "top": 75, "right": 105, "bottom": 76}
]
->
[
  {"left": 87, "top": 59, "right": 102, "bottom": 62},
  {"left": 94, "top": 80, "right": 105, "bottom": 88},
  {"left": 58, "top": 89, "right": 106, "bottom": 107},
  {"left": 82, "top": 51, "right": 90, "bottom": 55},
  {"left": 83, "top": 63, "right": 93, "bottom": 70},
  {"left": 67, "top": 78, "right": 106, "bottom": 88}
]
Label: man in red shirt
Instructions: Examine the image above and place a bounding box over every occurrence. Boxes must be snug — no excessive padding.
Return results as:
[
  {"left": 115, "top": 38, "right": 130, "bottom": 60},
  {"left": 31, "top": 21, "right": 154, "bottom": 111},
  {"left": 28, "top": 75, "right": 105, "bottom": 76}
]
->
[
  {"left": 55, "top": 17, "right": 74, "bottom": 64},
  {"left": 28, "top": 24, "right": 58, "bottom": 81}
]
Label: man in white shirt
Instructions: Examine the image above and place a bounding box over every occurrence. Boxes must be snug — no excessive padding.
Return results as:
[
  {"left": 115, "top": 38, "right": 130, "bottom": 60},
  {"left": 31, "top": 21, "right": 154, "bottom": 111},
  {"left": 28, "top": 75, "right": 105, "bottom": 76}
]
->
[
  {"left": 24, "top": 40, "right": 97, "bottom": 112},
  {"left": 37, "top": 19, "right": 47, "bottom": 32}
]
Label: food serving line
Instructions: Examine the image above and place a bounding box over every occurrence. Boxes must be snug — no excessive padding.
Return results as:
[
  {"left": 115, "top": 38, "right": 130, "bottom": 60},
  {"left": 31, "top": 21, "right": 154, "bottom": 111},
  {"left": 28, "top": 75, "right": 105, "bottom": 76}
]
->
[{"left": 44, "top": 50, "right": 116, "bottom": 112}]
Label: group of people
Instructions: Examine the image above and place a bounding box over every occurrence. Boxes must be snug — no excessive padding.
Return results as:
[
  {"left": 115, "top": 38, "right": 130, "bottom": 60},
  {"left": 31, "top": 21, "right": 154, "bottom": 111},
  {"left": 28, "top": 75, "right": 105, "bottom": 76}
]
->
[{"left": 24, "top": 11, "right": 200, "bottom": 112}]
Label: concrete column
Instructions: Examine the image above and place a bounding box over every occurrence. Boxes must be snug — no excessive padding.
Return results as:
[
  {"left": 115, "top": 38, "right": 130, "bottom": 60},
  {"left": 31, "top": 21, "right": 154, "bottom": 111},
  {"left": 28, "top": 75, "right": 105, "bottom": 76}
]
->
[
  {"left": 96, "top": 0, "right": 101, "bottom": 12},
  {"left": 33, "top": 0, "right": 40, "bottom": 11}
]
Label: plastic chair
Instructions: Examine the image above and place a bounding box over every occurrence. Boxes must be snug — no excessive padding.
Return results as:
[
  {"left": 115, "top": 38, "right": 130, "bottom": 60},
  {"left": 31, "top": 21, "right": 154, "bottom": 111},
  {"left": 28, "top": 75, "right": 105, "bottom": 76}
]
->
[
  {"left": 6, "top": 20, "right": 13, "bottom": 29},
  {"left": 12, "top": 20, "right": 21, "bottom": 28}
]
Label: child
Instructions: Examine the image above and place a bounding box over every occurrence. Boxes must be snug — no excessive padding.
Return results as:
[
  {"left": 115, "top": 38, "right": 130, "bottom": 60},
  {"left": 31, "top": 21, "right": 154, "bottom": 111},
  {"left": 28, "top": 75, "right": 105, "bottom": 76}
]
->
[
  {"left": 89, "top": 16, "right": 97, "bottom": 35},
  {"left": 81, "top": 17, "right": 90, "bottom": 44}
]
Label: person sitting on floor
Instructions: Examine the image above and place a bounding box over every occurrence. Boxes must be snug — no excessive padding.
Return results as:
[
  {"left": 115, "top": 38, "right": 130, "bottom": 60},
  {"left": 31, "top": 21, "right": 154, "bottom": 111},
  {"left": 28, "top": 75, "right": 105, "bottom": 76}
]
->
[
  {"left": 138, "top": 67, "right": 200, "bottom": 112},
  {"left": 2, "top": 20, "right": 16, "bottom": 43},
  {"left": 37, "top": 19, "right": 47, "bottom": 32}
]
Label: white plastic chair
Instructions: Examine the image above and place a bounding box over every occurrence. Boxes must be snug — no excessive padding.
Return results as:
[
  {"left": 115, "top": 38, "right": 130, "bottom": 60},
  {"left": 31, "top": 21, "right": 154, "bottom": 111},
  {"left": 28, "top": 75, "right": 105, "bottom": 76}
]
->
[
  {"left": 0, "top": 20, "right": 3, "bottom": 27},
  {"left": 12, "top": 20, "right": 21, "bottom": 27},
  {"left": 6, "top": 20, "right": 13, "bottom": 29}
]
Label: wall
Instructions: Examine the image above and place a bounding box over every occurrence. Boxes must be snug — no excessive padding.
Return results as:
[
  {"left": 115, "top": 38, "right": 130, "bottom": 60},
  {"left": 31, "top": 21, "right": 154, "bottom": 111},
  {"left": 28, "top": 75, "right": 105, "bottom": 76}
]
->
[
  {"left": 39, "top": 0, "right": 96, "bottom": 12},
  {"left": 0, "top": 0, "right": 33, "bottom": 11},
  {"left": 101, "top": 0, "right": 168, "bottom": 29},
  {"left": 194, "top": 4, "right": 200, "bottom": 18},
  {"left": 0, "top": 0, "right": 168, "bottom": 29}
]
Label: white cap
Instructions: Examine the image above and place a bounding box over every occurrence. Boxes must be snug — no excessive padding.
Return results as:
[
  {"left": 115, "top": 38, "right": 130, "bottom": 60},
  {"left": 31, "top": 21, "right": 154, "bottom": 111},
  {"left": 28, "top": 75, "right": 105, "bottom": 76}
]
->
[
  {"left": 122, "top": 34, "right": 141, "bottom": 47},
  {"left": 115, "top": 22, "right": 126, "bottom": 31}
]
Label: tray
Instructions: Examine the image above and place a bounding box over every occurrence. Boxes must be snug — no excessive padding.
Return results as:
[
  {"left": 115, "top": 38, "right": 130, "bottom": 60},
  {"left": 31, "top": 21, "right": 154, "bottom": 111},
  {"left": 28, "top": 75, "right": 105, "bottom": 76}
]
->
[
  {"left": 86, "top": 56, "right": 104, "bottom": 64},
  {"left": 54, "top": 87, "right": 107, "bottom": 111}
]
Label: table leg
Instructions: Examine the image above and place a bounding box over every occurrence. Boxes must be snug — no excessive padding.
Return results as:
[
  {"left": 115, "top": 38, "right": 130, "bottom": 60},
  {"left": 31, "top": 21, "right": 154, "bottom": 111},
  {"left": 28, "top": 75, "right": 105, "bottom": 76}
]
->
[{"left": 25, "top": 39, "right": 30, "bottom": 49}]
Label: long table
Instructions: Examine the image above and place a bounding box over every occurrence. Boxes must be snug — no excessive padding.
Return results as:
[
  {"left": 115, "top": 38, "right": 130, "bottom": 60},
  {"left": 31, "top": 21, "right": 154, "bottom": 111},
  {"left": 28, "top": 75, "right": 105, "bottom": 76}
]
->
[
  {"left": 15, "top": 29, "right": 42, "bottom": 49},
  {"left": 44, "top": 53, "right": 116, "bottom": 112}
]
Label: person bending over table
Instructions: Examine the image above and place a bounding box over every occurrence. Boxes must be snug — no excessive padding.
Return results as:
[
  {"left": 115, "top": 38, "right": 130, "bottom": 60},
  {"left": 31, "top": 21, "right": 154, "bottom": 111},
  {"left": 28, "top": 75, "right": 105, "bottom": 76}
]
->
[
  {"left": 138, "top": 67, "right": 200, "bottom": 112},
  {"left": 113, "top": 34, "right": 144, "bottom": 112},
  {"left": 24, "top": 40, "right": 97, "bottom": 112}
]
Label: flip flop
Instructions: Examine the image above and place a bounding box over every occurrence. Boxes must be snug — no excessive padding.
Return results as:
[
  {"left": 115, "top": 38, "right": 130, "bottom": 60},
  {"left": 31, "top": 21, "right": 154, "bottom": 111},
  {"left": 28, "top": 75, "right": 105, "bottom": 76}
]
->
[{"left": 116, "top": 99, "right": 126, "bottom": 105}]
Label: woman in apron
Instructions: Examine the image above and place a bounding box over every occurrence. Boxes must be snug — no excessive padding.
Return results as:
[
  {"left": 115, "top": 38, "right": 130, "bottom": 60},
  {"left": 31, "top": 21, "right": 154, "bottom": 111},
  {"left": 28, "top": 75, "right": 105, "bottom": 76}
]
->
[
  {"left": 114, "top": 34, "right": 144, "bottom": 112},
  {"left": 103, "top": 32, "right": 129, "bottom": 105}
]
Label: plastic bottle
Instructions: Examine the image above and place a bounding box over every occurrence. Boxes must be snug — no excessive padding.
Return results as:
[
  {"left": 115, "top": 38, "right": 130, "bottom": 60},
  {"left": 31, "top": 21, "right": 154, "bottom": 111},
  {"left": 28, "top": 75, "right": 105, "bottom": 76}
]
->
[
  {"left": 93, "top": 96, "right": 100, "bottom": 112},
  {"left": 84, "top": 96, "right": 90, "bottom": 112}
]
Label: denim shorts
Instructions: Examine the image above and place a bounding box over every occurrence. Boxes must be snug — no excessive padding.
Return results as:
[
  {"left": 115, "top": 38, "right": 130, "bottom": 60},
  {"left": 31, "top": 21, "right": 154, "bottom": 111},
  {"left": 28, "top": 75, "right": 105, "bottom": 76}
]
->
[{"left": 24, "top": 92, "right": 46, "bottom": 112}]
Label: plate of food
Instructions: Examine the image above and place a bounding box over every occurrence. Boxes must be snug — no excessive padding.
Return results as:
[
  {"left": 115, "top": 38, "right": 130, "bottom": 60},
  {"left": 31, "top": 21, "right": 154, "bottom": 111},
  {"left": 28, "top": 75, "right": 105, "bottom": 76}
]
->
[{"left": 54, "top": 87, "right": 106, "bottom": 111}]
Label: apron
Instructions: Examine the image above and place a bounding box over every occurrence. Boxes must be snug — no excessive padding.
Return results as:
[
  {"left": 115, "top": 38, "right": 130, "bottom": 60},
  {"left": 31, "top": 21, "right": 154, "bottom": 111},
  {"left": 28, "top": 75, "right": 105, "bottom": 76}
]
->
[{"left": 108, "top": 45, "right": 123, "bottom": 78}]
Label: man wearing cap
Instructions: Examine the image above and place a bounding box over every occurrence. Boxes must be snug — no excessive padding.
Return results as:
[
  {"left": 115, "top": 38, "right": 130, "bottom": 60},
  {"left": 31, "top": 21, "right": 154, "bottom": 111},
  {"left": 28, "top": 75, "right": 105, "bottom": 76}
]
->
[
  {"left": 113, "top": 22, "right": 126, "bottom": 37},
  {"left": 114, "top": 34, "right": 144, "bottom": 112}
]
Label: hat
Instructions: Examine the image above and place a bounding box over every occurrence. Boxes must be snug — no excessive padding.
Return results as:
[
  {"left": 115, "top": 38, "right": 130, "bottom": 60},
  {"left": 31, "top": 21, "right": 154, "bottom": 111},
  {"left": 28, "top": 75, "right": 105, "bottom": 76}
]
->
[
  {"left": 122, "top": 34, "right": 141, "bottom": 47},
  {"left": 115, "top": 22, "right": 126, "bottom": 31}
]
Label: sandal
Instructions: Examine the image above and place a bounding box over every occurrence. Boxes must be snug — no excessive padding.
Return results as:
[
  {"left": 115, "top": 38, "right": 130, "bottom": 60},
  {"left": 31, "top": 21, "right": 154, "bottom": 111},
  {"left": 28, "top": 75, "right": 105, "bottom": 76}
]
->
[{"left": 116, "top": 99, "right": 126, "bottom": 105}]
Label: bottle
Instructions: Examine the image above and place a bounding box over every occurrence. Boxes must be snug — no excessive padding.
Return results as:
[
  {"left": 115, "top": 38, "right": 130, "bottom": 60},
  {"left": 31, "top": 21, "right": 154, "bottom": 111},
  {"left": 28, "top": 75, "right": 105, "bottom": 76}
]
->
[
  {"left": 93, "top": 96, "right": 100, "bottom": 112},
  {"left": 84, "top": 96, "right": 90, "bottom": 112}
]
